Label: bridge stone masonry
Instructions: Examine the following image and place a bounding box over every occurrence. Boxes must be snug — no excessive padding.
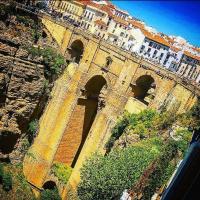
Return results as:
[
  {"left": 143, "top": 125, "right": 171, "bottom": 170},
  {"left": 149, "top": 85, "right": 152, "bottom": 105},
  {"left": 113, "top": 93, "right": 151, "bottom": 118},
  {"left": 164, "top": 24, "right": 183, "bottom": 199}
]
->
[{"left": 23, "top": 14, "right": 199, "bottom": 198}]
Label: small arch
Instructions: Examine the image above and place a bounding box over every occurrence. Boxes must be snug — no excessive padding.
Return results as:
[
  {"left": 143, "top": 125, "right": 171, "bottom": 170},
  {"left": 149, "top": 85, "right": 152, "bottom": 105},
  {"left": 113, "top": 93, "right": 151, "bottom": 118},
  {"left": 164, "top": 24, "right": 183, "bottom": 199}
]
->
[
  {"left": 42, "top": 30, "right": 47, "bottom": 39},
  {"left": 43, "top": 181, "right": 56, "bottom": 190},
  {"left": 132, "top": 75, "right": 156, "bottom": 105},
  {"left": 105, "top": 56, "right": 113, "bottom": 68},
  {"left": 69, "top": 40, "right": 84, "bottom": 64}
]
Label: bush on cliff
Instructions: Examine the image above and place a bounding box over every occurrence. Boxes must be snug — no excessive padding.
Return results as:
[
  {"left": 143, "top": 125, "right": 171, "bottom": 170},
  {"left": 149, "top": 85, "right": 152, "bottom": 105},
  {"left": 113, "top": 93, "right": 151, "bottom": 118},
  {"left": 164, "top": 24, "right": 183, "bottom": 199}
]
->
[
  {"left": 2, "top": 173, "right": 12, "bottom": 191},
  {"left": 26, "top": 46, "right": 65, "bottom": 76},
  {"left": 51, "top": 162, "right": 72, "bottom": 184},
  {"left": 0, "top": 163, "right": 35, "bottom": 200}
]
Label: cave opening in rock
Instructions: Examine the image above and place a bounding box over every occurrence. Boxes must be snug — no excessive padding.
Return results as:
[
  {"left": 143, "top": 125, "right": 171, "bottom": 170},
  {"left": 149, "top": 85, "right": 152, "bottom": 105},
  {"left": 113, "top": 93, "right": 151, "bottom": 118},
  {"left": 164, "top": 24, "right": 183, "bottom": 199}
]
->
[
  {"left": 54, "top": 75, "right": 107, "bottom": 168},
  {"left": 132, "top": 75, "right": 156, "bottom": 105},
  {"left": 0, "top": 132, "right": 19, "bottom": 155},
  {"left": 69, "top": 40, "right": 84, "bottom": 64}
]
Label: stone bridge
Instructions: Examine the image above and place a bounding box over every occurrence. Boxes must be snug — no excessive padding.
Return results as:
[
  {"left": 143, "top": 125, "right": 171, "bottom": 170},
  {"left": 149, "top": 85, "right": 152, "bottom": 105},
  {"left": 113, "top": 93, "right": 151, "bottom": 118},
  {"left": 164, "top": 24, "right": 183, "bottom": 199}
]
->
[{"left": 23, "top": 14, "right": 199, "bottom": 198}]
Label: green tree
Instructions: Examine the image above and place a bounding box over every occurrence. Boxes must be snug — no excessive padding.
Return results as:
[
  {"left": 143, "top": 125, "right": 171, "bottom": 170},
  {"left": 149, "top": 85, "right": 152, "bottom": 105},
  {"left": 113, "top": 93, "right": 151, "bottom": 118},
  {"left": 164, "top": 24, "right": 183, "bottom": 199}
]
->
[{"left": 78, "top": 138, "right": 163, "bottom": 200}]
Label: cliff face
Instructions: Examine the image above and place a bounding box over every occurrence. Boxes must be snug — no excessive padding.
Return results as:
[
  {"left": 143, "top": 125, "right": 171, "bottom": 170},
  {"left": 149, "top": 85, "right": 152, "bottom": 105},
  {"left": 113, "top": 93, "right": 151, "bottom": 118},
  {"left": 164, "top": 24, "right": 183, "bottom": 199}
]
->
[{"left": 0, "top": 20, "right": 46, "bottom": 163}]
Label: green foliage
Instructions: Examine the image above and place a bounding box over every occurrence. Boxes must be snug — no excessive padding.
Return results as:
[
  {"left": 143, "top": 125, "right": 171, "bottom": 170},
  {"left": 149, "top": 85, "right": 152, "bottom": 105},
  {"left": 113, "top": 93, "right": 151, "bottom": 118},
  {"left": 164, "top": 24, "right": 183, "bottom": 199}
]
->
[
  {"left": 0, "top": 163, "right": 3, "bottom": 179},
  {"left": 16, "top": 15, "right": 34, "bottom": 27},
  {"left": 2, "top": 173, "right": 12, "bottom": 191},
  {"left": 26, "top": 46, "right": 65, "bottom": 76},
  {"left": 188, "top": 97, "right": 200, "bottom": 129},
  {"left": 105, "top": 115, "right": 129, "bottom": 152},
  {"left": 177, "top": 98, "right": 200, "bottom": 131},
  {"left": 0, "top": 163, "right": 35, "bottom": 199},
  {"left": 51, "top": 162, "right": 72, "bottom": 184},
  {"left": 28, "top": 119, "right": 39, "bottom": 136},
  {"left": 40, "top": 188, "right": 61, "bottom": 200},
  {"left": 174, "top": 129, "right": 191, "bottom": 156},
  {"left": 142, "top": 139, "right": 179, "bottom": 199},
  {"left": 78, "top": 138, "right": 163, "bottom": 200},
  {"left": 105, "top": 109, "right": 159, "bottom": 151},
  {"left": 154, "top": 111, "right": 177, "bottom": 130},
  {"left": 0, "top": 163, "right": 12, "bottom": 191}
]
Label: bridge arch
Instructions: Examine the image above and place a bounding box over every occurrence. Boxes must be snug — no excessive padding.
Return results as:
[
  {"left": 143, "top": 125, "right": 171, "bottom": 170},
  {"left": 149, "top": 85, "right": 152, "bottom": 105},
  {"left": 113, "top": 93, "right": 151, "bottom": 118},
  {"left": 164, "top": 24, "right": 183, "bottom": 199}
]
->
[
  {"left": 42, "top": 181, "right": 57, "bottom": 190},
  {"left": 132, "top": 75, "right": 156, "bottom": 105},
  {"left": 54, "top": 75, "right": 107, "bottom": 168},
  {"left": 68, "top": 39, "right": 84, "bottom": 64}
]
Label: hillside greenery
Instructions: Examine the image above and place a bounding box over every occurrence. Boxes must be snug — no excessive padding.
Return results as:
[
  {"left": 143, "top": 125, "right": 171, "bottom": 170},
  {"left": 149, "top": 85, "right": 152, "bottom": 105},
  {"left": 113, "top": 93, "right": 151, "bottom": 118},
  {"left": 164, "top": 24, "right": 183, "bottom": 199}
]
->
[
  {"left": 0, "top": 163, "right": 35, "bottom": 200},
  {"left": 77, "top": 99, "right": 200, "bottom": 200},
  {"left": 26, "top": 46, "right": 65, "bottom": 76}
]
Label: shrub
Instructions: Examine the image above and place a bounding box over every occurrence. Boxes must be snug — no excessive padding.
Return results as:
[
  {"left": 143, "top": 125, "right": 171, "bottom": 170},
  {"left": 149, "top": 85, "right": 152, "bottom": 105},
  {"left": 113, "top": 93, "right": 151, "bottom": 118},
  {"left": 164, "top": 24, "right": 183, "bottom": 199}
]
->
[
  {"left": 2, "top": 173, "right": 12, "bottom": 191},
  {"left": 40, "top": 188, "right": 61, "bottom": 200},
  {"left": 105, "top": 114, "right": 129, "bottom": 152},
  {"left": 78, "top": 138, "right": 163, "bottom": 200},
  {"left": 0, "top": 163, "right": 3, "bottom": 181},
  {"left": 51, "top": 163, "right": 72, "bottom": 184},
  {"left": 142, "top": 139, "right": 179, "bottom": 199},
  {"left": 28, "top": 119, "right": 39, "bottom": 137},
  {"left": 42, "top": 47, "right": 65, "bottom": 75},
  {"left": 26, "top": 46, "right": 65, "bottom": 76}
]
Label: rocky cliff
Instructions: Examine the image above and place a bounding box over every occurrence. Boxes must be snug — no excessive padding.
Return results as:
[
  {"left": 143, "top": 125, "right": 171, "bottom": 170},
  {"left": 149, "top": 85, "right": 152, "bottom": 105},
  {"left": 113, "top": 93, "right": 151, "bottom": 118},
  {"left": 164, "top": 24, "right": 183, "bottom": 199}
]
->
[{"left": 0, "top": 18, "right": 46, "bottom": 163}]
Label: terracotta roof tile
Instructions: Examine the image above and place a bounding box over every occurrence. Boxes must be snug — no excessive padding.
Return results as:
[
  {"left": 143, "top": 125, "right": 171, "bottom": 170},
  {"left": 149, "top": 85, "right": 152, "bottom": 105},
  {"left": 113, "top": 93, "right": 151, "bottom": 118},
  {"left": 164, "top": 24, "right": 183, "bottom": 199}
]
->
[
  {"left": 141, "top": 29, "right": 170, "bottom": 47},
  {"left": 170, "top": 46, "right": 181, "bottom": 52},
  {"left": 128, "top": 19, "right": 144, "bottom": 29},
  {"left": 112, "top": 16, "right": 128, "bottom": 26},
  {"left": 184, "top": 51, "right": 200, "bottom": 61}
]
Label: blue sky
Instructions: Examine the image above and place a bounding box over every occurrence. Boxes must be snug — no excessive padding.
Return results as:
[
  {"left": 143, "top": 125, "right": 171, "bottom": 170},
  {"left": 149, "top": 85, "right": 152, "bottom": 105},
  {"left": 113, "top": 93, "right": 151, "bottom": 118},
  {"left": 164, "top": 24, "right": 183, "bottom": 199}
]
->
[{"left": 112, "top": 1, "right": 200, "bottom": 47}]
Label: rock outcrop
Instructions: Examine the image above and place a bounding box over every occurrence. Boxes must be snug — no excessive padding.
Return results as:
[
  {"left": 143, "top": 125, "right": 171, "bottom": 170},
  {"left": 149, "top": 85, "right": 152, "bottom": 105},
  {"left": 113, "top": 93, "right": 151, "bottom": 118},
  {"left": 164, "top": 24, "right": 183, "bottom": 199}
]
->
[{"left": 0, "top": 21, "right": 46, "bottom": 163}]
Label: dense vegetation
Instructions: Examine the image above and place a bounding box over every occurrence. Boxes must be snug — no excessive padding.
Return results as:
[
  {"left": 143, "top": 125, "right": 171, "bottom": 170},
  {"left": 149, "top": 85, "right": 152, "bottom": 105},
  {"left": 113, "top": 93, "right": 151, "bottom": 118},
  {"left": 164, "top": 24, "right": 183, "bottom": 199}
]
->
[
  {"left": 26, "top": 46, "right": 65, "bottom": 77},
  {"left": 51, "top": 162, "right": 72, "bottom": 185},
  {"left": 78, "top": 138, "right": 164, "bottom": 200},
  {"left": 40, "top": 188, "right": 61, "bottom": 200},
  {"left": 78, "top": 98, "right": 200, "bottom": 200},
  {"left": 0, "top": 163, "right": 35, "bottom": 200}
]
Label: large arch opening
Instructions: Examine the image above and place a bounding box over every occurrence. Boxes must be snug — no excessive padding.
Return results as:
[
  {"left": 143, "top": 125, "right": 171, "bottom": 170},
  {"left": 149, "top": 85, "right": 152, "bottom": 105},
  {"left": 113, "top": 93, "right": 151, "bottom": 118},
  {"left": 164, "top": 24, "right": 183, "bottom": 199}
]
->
[
  {"left": 131, "top": 75, "right": 156, "bottom": 105},
  {"left": 69, "top": 40, "right": 84, "bottom": 64},
  {"left": 54, "top": 75, "right": 107, "bottom": 168}
]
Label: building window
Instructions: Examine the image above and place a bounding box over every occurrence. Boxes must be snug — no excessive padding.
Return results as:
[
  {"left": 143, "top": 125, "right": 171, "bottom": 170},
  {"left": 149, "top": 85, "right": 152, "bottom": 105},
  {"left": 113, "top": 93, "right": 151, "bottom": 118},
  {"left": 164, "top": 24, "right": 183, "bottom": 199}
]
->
[
  {"left": 152, "top": 50, "right": 157, "bottom": 58},
  {"left": 160, "top": 53, "right": 164, "bottom": 60},
  {"left": 90, "top": 14, "right": 94, "bottom": 21},
  {"left": 140, "top": 45, "right": 145, "bottom": 53},
  {"left": 88, "top": 12, "right": 91, "bottom": 19},
  {"left": 147, "top": 48, "right": 151, "bottom": 53},
  {"left": 149, "top": 42, "right": 153, "bottom": 47},
  {"left": 115, "top": 23, "right": 117, "bottom": 28}
]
